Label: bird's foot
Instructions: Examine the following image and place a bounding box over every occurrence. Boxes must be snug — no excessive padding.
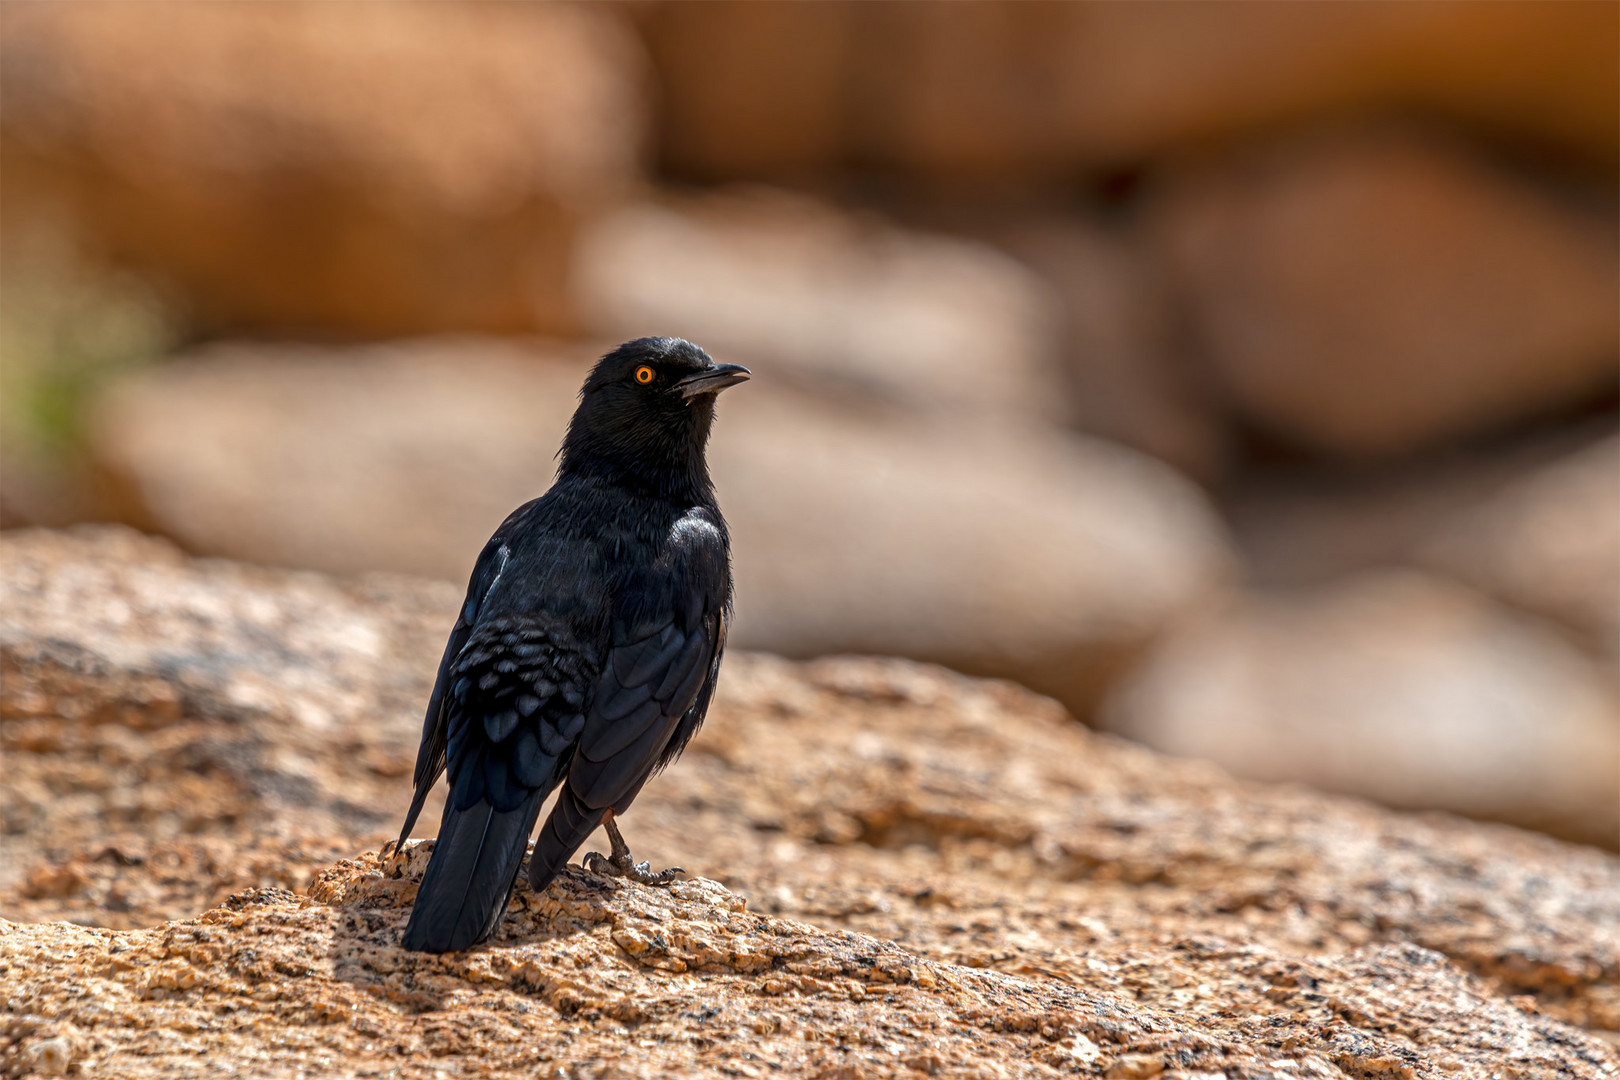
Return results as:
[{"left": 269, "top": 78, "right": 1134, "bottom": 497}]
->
[
  {"left": 585, "top": 817, "right": 683, "bottom": 885},
  {"left": 584, "top": 851, "right": 684, "bottom": 884}
]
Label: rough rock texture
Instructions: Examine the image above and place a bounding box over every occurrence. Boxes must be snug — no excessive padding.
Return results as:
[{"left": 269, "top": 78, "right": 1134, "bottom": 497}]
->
[
  {"left": 1102, "top": 570, "right": 1620, "bottom": 849},
  {"left": 3, "top": 525, "right": 1620, "bottom": 1079},
  {"left": 1417, "top": 434, "right": 1620, "bottom": 659},
  {"left": 639, "top": 2, "right": 1619, "bottom": 185},
  {"left": 0, "top": 2, "right": 645, "bottom": 335},
  {"left": 1151, "top": 131, "right": 1619, "bottom": 459},
  {"left": 0, "top": 526, "right": 455, "bottom": 900},
  {"left": 572, "top": 189, "right": 1065, "bottom": 421},
  {"left": 6, "top": 855, "right": 1617, "bottom": 1080},
  {"left": 85, "top": 340, "right": 1235, "bottom": 717}
]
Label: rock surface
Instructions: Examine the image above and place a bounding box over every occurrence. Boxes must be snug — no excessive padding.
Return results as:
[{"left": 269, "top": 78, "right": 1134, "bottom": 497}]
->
[
  {"left": 640, "top": 3, "right": 1619, "bottom": 184},
  {"left": 86, "top": 340, "right": 1235, "bottom": 716},
  {"left": 1102, "top": 570, "right": 1620, "bottom": 848},
  {"left": 5, "top": 853, "right": 1616, "bottom": 1080},
  {"left": 573, "top": 189, "right": 1066, "bottom": 421},
  {"left": 1151, "top": 131, "right": 1619, "bottom": 459},
  {"left": 0, "top": 526, "right": 455, "bottom": 901},
  {"left": 0, "top": 1, "right": 645, "bottom": 335},
  {"left": 3, "top": 525, "right": 1620, "bottom": 1079}
]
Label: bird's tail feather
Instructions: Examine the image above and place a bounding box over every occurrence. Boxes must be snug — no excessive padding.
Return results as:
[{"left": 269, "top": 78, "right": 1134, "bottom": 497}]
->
[
  {"left": 395, "top": 770, "right": 437, "bottom": 853},
  {"left": 528, "top": 783, "right": 605, "bottom": 892},
  {"left": 401, "top": 792, "right": 545, "bottom": 953}
]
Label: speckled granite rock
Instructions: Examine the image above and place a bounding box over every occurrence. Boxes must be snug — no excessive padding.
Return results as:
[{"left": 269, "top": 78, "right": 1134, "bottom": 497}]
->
[
  {"left": 0, "top": 525, "right": 456, "bottom": 900},
  {"left": 3, "top": 526, "right": 1618, "bottom": 1076},
  {"left": 4, "top": 850, "right": 1614, "bottom": 1080}
]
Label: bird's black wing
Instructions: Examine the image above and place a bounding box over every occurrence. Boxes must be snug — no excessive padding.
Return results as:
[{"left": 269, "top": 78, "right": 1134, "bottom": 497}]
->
[
  {"left": 527, "top": 510, "right": 730, "bottom": 889},
  {"left": 401, "top": 609, "right": 599, "bottom": 952},
  {"left": 395, "top": 502, "right": 532, "bottom": 848}
]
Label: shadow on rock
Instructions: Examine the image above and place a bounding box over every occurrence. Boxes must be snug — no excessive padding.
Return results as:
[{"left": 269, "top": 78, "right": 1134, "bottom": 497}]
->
[{"left": 315, "top": 842, "right": 758, "bottom": 1022}]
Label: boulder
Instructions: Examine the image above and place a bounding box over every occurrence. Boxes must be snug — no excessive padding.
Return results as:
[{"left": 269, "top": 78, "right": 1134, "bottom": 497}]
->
[
  {"left": 1218, "top": 423, "right": 1617, "bottom": 697},
  {"left": 1417, "top": 434, "right": 1620, "bottom": 658},
  {"left": 1223, "top": 425, "right": 1612, "bottom": 589},
  {"left": 1151, "top": 131, "right": 1619, "bottom": 458},
  {"left": 639, "top": 2, "right": 1619, "bottom": 184},
  {"left": 985, "top": 215, "right": 1229, "bottom": 478},
  {"left": 88, "top": 339, "right": 588, "bottom": 582},
  {"left": 0, "top": 2, "right": 646, "bottom": 335},
  {"left": 86, "top": 339, "right": 1235, "bottom": 716},
  {"left": 571, "top": 188, "right": 1066, "bottom": 421},
  {"left": 0, "top": 526, "right": 458, "bottom": 897},
  {"left": 1101, "top": 570, "right": 1619, "bottom": 848},
  {"left": 2, "top": 526, "right": 1618, "bottom": 1075},
  {"left": 710, "top": 388, "right": 1233, "bottom": 717},
  {"left": 4, "top": 863, "right": 1615, "bottom": 1080}
]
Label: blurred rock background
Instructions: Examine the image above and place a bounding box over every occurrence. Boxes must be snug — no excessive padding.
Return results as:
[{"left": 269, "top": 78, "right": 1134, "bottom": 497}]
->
[{"left": 2, "top": 1, "right": 1615, "bottom": 847}]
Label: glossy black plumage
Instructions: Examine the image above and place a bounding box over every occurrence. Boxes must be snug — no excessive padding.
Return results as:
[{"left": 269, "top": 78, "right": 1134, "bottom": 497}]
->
[{"left": 397, "top": 337, "right": 745, "bottom": 953}]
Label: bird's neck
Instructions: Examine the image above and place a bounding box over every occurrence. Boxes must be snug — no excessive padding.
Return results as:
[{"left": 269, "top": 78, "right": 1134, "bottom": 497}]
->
[
  {"left": 561, "top": 451, "right": 715, "bottom": 506},
  {"left": 557, "top": 418, "right": 717, "bottom": 506}
]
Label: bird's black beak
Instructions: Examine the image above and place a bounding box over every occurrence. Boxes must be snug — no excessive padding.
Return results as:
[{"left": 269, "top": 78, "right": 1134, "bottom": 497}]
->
[{"left": 675, "top": 363, "right": 751, "bottom": 399}]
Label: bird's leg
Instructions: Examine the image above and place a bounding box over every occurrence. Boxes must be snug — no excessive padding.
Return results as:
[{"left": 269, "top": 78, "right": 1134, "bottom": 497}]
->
[{"left": 584, "top": 812, "right": 683, "bottom": 885}]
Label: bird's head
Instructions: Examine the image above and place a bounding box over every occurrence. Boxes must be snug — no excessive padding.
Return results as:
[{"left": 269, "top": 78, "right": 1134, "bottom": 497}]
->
[{"left": 559, "top": 337, "right": 750, "bottom": 496}]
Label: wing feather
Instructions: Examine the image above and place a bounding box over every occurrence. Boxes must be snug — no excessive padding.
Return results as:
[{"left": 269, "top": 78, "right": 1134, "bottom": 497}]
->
[
  {"left": 396, "top": 533, "right": 513, "bottom": 846},
  {"left": 523, "top": 506, "right": 732, "bottom": 889},
  {"left": 615, "top": 623, "right": 685, "bottom": 686},
  {"left": 579, "top": 695, "right": 665, "bottom": 762}
]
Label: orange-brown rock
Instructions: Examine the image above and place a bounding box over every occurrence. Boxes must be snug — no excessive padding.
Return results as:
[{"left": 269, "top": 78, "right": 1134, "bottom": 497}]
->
[
  {"left": 1150, "top": 131, "right": 1618, "bottom": 459},
  {"left": 3, "top": 525, "right": 1619, "bottom": 1077},
  {"left": 5, "top": 851, "right": 1616, "bottom": 1079},
  {"left": 639, "top": 2, "right": 1618, "bottom": 186},
  {"left": 0, "top": 2, "right": 645, "bottom": 336},
  {"left": 85, "top": 341, "right": 1235, "bottom": 716}
]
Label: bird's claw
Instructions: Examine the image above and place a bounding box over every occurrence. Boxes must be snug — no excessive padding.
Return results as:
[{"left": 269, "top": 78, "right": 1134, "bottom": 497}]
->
[
  {"left": 633, "top": 861, "right": 685, "bottom": 885},
  {"left": 585, "top": 818, "right": 684, "bottom": 885},
  {"left": 585, "top": 852, "right": 684, "bottom": 885}
]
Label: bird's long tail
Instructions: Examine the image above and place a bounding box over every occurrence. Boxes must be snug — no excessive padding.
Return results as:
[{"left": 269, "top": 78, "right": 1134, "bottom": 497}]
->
[
  {"left": 401, "top": 792, "right": 546, "bottom": 953},
  {"left": 527, "top": 783, "right": 605, "bottom": 893}
]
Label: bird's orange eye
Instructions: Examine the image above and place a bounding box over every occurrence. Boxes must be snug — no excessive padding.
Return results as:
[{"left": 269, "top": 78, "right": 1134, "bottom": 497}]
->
[{"left": 634, "top": 366, "right": 655, "bottom": 385}]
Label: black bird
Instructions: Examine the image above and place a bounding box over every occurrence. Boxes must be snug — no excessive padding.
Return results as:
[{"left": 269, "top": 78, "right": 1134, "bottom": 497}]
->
[{"left": 395, "top": 337, "right": 748, "bottom": 953}]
